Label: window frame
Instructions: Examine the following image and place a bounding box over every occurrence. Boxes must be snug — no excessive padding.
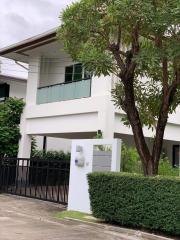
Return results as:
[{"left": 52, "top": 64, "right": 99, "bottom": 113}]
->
[{"left": 65, "top": 63, "right": 91, "bottom": 83}]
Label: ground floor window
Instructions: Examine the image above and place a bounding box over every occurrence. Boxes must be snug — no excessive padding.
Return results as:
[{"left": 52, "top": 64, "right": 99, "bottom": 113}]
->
[
  {"left": 173, "top": 145, "right": 180, "bottom": 167},
  {"left": 0, "top": 83, "right": 10, "bottom": 102}
]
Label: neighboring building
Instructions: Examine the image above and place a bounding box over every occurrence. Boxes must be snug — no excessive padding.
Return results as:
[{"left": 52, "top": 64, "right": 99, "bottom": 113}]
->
[
  {"left": 0, "top": 29, "right": 179, "bottom": 166},
  {"left": 0, "top": 74, "right": 26, "bottom": 102}
]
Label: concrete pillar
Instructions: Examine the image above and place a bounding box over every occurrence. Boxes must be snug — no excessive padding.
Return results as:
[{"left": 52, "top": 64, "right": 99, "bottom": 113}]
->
[
  {"left": 26, "top": 56, "right": 41, "bottom": 106},
  {"left": 18, "top": 134, "right": 32, "bottom": 159},
  {"left": 68, "top": 139, "right": 122, "bottom": 213},
  {"left": 18, "top": 111, "right": 32, "bottom": 159},
  {"left": 17, "top": 55, "right": 40, "bottom": 157}
]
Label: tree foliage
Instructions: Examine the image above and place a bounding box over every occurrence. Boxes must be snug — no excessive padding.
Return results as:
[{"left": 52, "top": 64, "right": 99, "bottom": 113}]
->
[
  {"left": 58, "top": 0, "right": 180, "bottom": 175},
  {"left": 121, "top": 143, "right": 179, "bottom": 176},
  {"left": 0, "top": 98, "right": 25, "bottom": 157}
]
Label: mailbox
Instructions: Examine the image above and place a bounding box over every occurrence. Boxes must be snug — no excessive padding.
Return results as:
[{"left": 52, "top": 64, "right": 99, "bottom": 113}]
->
[{"left": 75, "top": 145, "right": 85, "bottom": 167}]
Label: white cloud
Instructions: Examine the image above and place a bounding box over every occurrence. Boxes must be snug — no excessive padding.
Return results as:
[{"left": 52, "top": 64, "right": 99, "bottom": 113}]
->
[
  {"left": 0, "top": 0, "right": 74, "bottom": 47},
  {"left": 0, "top": 0, "right": 75, "bottom": 77}
]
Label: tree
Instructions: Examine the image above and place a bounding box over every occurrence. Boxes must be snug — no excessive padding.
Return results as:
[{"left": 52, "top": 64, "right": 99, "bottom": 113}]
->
[
  {"left": 58, "top": 0, "right": 180, "bottom": 175},
  {"left": 0, "top": 98, "right": 25, "bottom": 157}
]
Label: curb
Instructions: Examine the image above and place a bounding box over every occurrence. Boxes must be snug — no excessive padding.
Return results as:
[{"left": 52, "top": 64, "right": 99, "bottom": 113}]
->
[{"left": 64, "top": 217, "right": 175, "bottom": 240}]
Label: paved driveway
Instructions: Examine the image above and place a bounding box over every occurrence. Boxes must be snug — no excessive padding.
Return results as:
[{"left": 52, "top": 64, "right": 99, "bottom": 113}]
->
[{"left": 0, "top": 195, "right": 172, "bottom": 240}]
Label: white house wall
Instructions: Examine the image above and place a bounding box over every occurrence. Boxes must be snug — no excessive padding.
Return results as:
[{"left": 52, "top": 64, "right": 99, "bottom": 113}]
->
[
  {"left": 9, "top": 80, "right": 26, "bottom": 99},
  {"left": 39, "top": 57, "right": 74, "bottom": 87},
  {"left": 26, "top": 112, "right": 98, "bottom": 135},
  {"left": 114, "top": 112, "right": 180, "bottom": 142}
]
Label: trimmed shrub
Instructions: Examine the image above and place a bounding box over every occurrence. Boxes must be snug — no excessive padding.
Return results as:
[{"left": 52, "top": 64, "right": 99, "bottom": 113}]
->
[
  {"left": 88, "top": 172, "right": 180, "bottom": 235},
  {"left": 0, "top": 98, "right": 25, "bottom": 157},
  {"left": 31, "top": 150, "right": 70, "bottom": 161}
]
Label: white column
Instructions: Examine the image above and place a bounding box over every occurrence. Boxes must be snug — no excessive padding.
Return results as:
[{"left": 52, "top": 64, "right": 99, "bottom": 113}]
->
[
  {"left": 111, "top": 139, "right": 122, "bottom": 171},
  {"left": 26, "top": 56, "right": 41, "bottom": 106},
  {"left": 68, "top": 140, "right": 93, "bottom": 213},
  {"left": 17, "top": 56, "right": 40, "bottom": 158},
  {"left": 18, "top": 111, "right": 31, "bottom": 159},
  {"left": 18, "top": 134, "right": 32, "bottom": 159}
]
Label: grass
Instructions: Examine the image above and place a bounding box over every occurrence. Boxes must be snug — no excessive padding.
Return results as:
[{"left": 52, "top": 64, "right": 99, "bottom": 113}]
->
[{"left": 54, "top": 210, "right": 100, "bottom": 223}]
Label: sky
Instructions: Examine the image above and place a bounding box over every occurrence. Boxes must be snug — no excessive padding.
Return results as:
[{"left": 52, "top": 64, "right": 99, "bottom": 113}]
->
[{"left": 0, "top": 0, "right": 74, "bottom": 77}]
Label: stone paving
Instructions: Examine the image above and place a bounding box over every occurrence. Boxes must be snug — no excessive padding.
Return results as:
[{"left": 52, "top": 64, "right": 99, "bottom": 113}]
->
[{"left": 0, "top": 194, "right": 173, "bottom": 240}]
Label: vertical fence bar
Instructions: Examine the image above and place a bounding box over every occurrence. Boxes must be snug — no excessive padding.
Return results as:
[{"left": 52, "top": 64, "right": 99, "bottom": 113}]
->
[
  {"left": 0, "top": 158, "right": 2, "bottom": 193},
  {"left": 34, "top": 159, "right": 39, "bottom": 198},
  {"left": 39, "top": 159, "right": 44, "bottom": 199},
  {"left": 45, "top": 160, "right": 50, "bottom": 201},
  {"left": 57, "top": 166, "right": 60, "bottom": 202},
  {"left": 24, "top": 159, "right": 29, "bottom": 197}
]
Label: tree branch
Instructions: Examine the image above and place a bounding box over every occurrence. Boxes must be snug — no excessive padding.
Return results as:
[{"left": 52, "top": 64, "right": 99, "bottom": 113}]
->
[
  {"left": 117, "top": 25, "right": 121, "bottom": 49},
  {"left": 125, "top": 24, "right": 140, "bottom": 79},
  {"left": 108, "top": 43, "right": 126, "bottom": 71},
  {"left": 162, "top": 58, "right": 169, "bottom": 95},
  {"left": 151, "top": 70, "right": 179, "bottom": 171}
]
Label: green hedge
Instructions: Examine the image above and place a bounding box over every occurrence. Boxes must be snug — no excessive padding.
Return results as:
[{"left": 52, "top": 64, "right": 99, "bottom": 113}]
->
[
  {"left": 88, "top": 173, "right": 180, "bottom": 235},
  {"left": 31, "top": 150, "right": 70, "bottom": 161}
]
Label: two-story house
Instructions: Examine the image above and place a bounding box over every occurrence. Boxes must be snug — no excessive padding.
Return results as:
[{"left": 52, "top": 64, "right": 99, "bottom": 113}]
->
[{"left": 0, "top": 28, "right": 179, "bottom": 167}]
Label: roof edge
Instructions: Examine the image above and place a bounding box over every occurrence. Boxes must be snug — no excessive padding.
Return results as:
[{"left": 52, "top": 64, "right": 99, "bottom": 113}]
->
[
  {"left": 0, "top": 74, "right": 27, "bottom": 82},
  {"left": 0, "top": 28, "right": 57, "bottom": 56}
]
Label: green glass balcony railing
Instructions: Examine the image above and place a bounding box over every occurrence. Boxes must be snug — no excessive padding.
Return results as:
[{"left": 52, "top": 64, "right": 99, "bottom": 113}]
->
[{"left": 37, "top": 79, "right": 91, "bottom": 104}]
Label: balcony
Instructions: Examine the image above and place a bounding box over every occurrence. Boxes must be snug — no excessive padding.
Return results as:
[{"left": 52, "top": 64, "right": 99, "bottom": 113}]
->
[{"left": 37, "top": 79, "right": 91, "bottom": 104}]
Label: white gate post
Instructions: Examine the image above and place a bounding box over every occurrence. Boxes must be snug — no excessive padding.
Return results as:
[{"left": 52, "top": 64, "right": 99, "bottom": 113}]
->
[{"left": 68, "top": 139, "right": 121, "bottom": 214}]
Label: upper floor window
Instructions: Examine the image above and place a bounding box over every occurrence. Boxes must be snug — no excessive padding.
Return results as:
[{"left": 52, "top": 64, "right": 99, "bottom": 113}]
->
[
  {"left": 65, "top": 63, "right": 91, "bottom": 83},
  {"left": 0, "top": 83, "right": 9, "bottom": 102}
]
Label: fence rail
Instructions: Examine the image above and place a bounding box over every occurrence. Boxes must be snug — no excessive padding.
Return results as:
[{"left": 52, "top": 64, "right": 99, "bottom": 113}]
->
[{"left": 0, "top": 158, "right": 70, "bottom": 204}]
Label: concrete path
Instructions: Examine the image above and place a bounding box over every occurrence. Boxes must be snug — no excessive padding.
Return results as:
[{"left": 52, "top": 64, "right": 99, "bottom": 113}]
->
[{"left": 0, "top": 194, "right": 173, "bottom": 240}]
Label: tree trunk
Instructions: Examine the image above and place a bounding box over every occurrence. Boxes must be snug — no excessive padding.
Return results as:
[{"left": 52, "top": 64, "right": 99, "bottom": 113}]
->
[
  {"left": 144, "top": 160, "right": 156, "bottom": 176},
  {"left": 122, "top": 76, "right": 154, "bottom": 176},
  {"left": 151, "top": 86, "right": 177, "bottom": 175},
  {"left": 151, "top": 116, "right": 168, "bottom": 175}
]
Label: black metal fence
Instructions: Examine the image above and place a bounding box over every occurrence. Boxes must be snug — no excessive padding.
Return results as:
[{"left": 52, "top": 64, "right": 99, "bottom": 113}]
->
[{"left": 0, "top": 158, "right": 70, "bottom": 204}]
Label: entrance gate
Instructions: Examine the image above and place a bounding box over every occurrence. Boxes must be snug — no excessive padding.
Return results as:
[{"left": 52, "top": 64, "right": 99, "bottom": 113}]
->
[{"left": 0, "top": 158, "right": 70, "bottom": 204}]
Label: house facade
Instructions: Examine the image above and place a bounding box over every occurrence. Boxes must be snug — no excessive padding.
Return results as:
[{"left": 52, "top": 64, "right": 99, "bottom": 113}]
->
[{"left": 0, "top": 29, "right": 179, "bottom": 167}]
